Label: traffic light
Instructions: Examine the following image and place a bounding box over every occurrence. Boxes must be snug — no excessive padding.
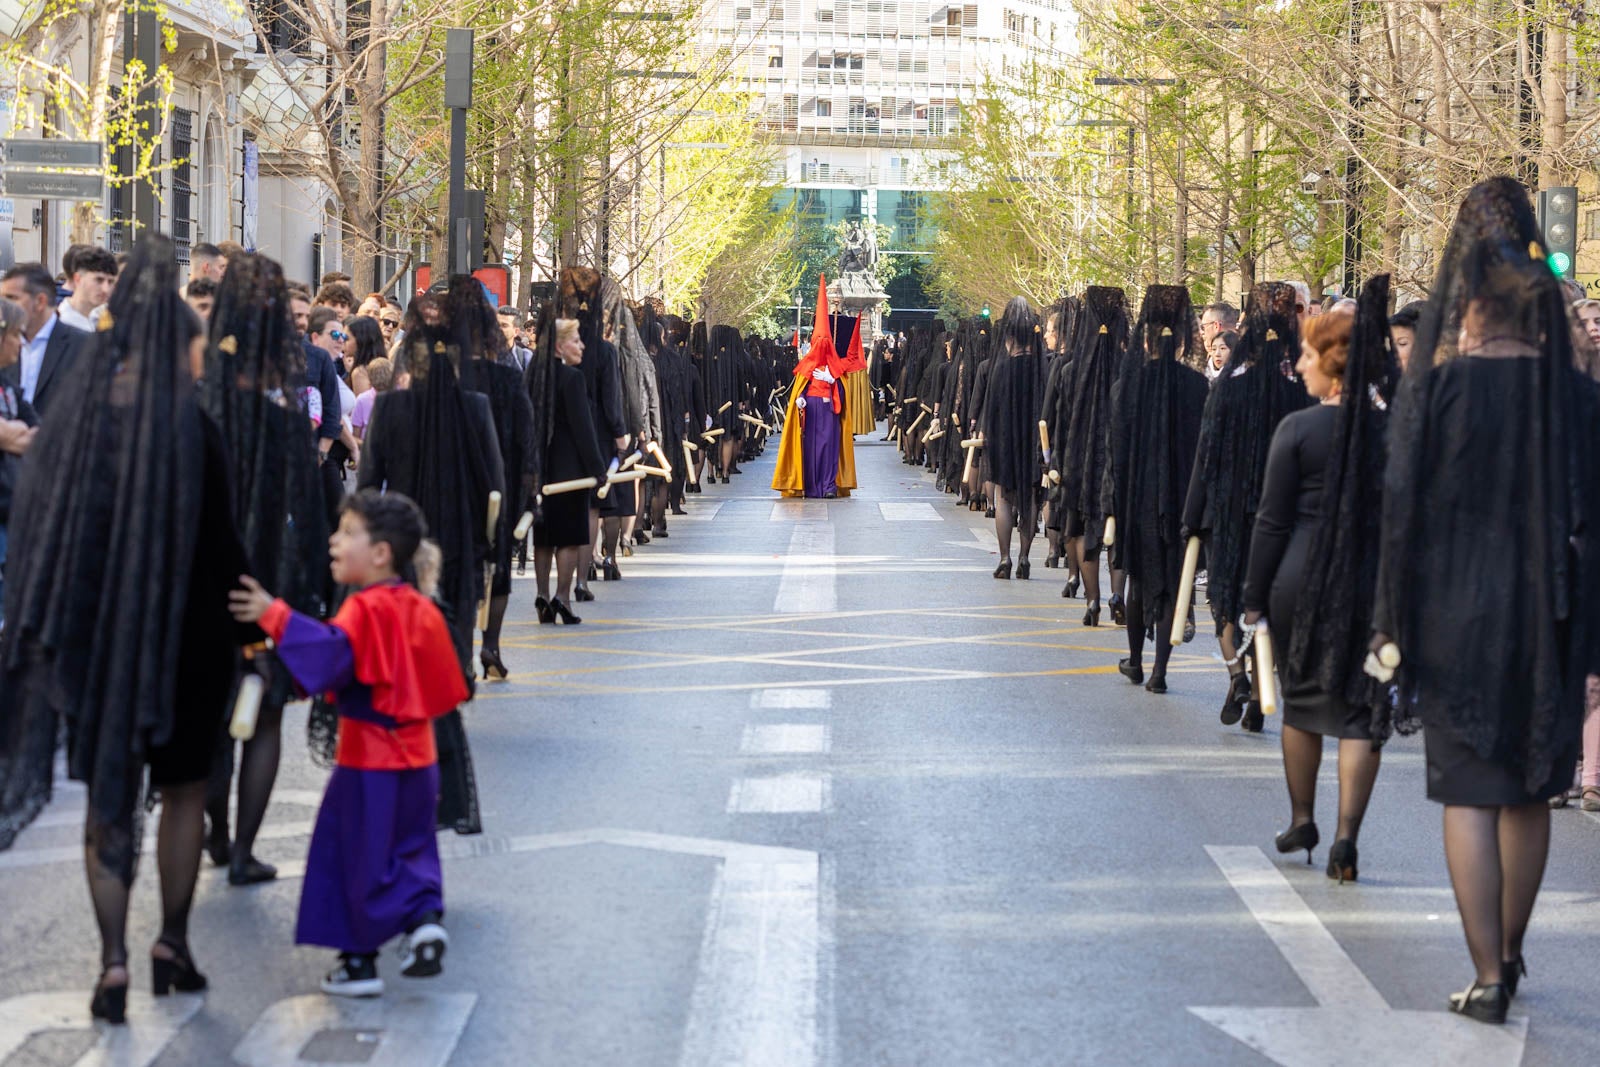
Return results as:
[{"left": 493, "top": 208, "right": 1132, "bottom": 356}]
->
[
  {"left": 1537, "top": 186, "right": 1578, "bottom": 277},
  {"left": 980, "top": 304, "right": 991, "bottom": 318}
]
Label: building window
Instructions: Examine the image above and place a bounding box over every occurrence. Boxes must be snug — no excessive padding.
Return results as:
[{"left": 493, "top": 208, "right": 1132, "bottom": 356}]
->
[
  {"left": 736, "top": 6, "right": 751, "bottom": 18},
  {"left": 769, "top": 47, "right": 783, "bottom": 67},
  {"left": 170, "top": 108, "right": 194, "bottom": 264},
  {"left": 817, "top": 5, "right": 833, "bottom": 22},
  {"left": 946, "top": 7, "right": 960, "bottom": 26}
]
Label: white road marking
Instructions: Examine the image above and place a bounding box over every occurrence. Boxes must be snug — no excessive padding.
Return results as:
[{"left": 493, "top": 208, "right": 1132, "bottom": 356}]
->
[
  {"left": 233, "top": 993, "right": 477, "bottom": 1067},
  {"left": 727, "top": 774, "right": 831, "bottom": 814},
  {"left": 672, "top": 502, "right": 725, "bottom": 521},
  {"left": 773, "top": 523, "right": 836, "bottom": 614},
  {"left": 742, "top": 724, "right": 830, "bottom": 755},
  {"left": 243, "top": 829, "right": 825, "bottom": 1067},
  {"left": 751, "top": 688, "right": 833, "bottom": 709},
  {"left": 0, "top": 991, "right": 202, "bottom": 1067},
  {"left": 877, "top": 501, "right": 943, "bottom": 522},
  {"left": 770, "top": 500, "right": 829, "bottom": 522},
  {"left": 1192, "top": 845, "right": 1528, "bottom": 1066}
]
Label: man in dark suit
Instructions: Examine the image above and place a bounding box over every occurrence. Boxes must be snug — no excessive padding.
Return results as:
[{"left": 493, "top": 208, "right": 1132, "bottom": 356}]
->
[{"left": 0, "top": 262, "right": 88, "bottom": 418}]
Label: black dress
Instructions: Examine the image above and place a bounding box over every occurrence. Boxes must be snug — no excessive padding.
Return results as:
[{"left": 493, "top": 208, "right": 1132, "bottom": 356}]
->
[
  {"left": 1378, "top": 357, "right": 1579, "bottom": 804},
  {"left": 1243, "top": 403, "right": 1369, "bottom": 740},
  {"left": 536, "top": 363, "right": 607, "bottom": 548}
]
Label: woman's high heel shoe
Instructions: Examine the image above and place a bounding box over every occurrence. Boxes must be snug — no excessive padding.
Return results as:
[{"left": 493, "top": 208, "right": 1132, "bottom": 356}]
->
[
  {"left": 550, "top": 598, "right": 581, "bottom": 625},
  {"left": 1220, "top": 672, "right": 1251, "bottom": 726},
  {"left": 1083, "top": 600, "right": 1101, "bottom": 627},
  {"left": 1326, "top": 839, "right": 1358, "bottom": 884},
  {"left": 1274, "top": 822, "right": 1320, "bottom": 866},
  {"left": 603, "top": 557, "right": 623, "bottom": 581},
  {"left": 573, "top": 585, "right": 595, "bottom": 603},
  {"left": 1108, "top": 593, "right": 1127, "bottom": 627},
  {"left": 480, "top": 648, "right": 509, "bottom": 682},
  {"left": 993, "top": 559, "right": 1012, "bottom": 580},
  {"left": 1503, "top": 956, "right": 1527, "bottom": 998},
  {"left": 1448, "top": 981, "right": 1509, "bottom": 1025},
  {"left": 1118, "top": 658, "right": 1144, "bottom": 685},
  {"left": 536, "top": 596, "right": 553, "bottom": 624},
  {"left": 1061, "top": 576, "right": 1080, "bottom": 599},
  {"left": 91, "top": 966, "right": 128, "bottom": 1023},
  {"left": 151, "top": 942, "right": 207, "bottom": 995},
  {"left": 1015, "top": 559, "right": 1030, "bottom": 580}
]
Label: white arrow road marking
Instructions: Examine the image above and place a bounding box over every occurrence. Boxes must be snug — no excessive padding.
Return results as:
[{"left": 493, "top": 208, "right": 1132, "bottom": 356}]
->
[
  {"left": 233, "top": 993, "right": 476, "bottom": 1067},
  {"left": 1193, "top": 846, "right": 1528, "bottom": 1066},
  {"left": 878, "top": 502, "right": 942, "bottom": 521},
  {"left": 774, "top": 523, "right": 836, "bottom": 614},
  {"left": 0, "top": 991, "right": 202, "bottom": 1067}
]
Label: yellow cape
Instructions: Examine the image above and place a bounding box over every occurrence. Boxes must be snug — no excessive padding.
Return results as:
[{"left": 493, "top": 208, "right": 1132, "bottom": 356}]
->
[
  {"left": 771, "top": 374, "right": 857, "bottom": 498},
  {"left": 843, "top": 370, "right": 876, "bottom": 435}
]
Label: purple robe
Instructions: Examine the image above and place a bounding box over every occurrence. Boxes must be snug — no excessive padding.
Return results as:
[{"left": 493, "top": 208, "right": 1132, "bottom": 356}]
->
[
  {"left": 274, "top": 614, "right": 445, "bottom": 954},
  {"left": 802, "top": 389, "right": 842, "bottom": 498}
]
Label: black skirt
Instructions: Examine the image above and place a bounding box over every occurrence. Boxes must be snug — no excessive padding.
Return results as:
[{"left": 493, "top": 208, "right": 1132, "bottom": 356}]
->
[
  {"left": 1424, "top": 725, "right": 1577, "bottom": 806},
  {"left": 535, "top": 490, "right": 590, "bottom": 548}
]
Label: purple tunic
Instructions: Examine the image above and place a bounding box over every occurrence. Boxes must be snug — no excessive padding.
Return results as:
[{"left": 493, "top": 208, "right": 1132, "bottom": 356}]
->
[
  {"left": 273, "top": 615, "right": 444, "bottom": 954},
  {"left": 802, "top": 389, "right": 842, "bottom": 498}
]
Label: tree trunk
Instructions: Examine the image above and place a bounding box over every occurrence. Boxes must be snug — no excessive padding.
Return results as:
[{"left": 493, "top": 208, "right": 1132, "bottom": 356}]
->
[
  {"left": 71, "top": 3, "right": 126, "bottom": 244},
  {"left": 1539, "top": 17, "right": 1569, "bottom": 183}
]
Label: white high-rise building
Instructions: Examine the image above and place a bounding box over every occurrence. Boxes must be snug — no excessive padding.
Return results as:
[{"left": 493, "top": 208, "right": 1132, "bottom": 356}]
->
[{"left": 700, "top": 1, "right": 1077, "bottom": 316}]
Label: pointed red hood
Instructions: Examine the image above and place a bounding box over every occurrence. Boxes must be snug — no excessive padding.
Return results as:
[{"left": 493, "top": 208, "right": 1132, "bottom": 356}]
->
[
  {"left": 839, "top": 315, "right": 867, "bottom": 373},
  {"left": 794, "top": 275, "right": 846, "bottom": 382}
]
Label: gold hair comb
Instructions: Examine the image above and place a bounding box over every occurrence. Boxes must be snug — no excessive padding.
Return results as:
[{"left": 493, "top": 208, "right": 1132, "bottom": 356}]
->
[
  {"left": 218, "top": 335, "right": 238, "bottom": 354},
  {"left": 1266, "top": 329, "right": 1279, "bottom": 341},
  {"left": 1098, "top": 325, "right": 1108, "bottom": 334}
]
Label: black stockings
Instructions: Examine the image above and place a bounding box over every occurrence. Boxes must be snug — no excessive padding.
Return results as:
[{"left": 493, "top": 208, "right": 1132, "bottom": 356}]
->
[
  {"left": 233, "top": 696, "right": 286, "bottom": 867},
  {"left": 601, "top": 516, "right": 622, "bottom": 560},
  {"left": 1124, "top": 584, "right": 1174, "bottom": 679},
  {"left": 535, "top": 544, "right": 580, "bottom": 600},
  {"left": 1079, "top": 541, "right": 1101, "bottom": 606},
  {"left": 1278, "top": 727, "right": 1381, "bottom": 843},
  {"left": 482, "top": 594, "right": 510, "bottom": 655},
  {"left": 85, "top": 780, "right": 207, "bottom": 970},
  {"left": 994, "top": 490, "right": 1038, "bottom": 562},
  {"left": 1442, "top": 803, "right": 1551, "bottom": 986}
]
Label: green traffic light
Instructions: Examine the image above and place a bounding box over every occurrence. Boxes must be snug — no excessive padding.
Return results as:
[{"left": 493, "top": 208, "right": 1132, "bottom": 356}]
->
[
  {"left": 980, "top": 305, "right": 991, "bottom": 318},
  {"left": 1550, "top": 251, "right": 1573, "bottom": 276}
]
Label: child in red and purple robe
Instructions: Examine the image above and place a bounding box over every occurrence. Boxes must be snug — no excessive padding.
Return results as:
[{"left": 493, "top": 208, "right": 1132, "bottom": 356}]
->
[{"left": 230, "top": 489, "right": 467, "bottom": 997}]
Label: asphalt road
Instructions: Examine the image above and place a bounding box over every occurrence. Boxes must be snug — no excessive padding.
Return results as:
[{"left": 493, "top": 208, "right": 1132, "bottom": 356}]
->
[{"left": 2, "top": 432, "right": 1598, "bottom": 1067}]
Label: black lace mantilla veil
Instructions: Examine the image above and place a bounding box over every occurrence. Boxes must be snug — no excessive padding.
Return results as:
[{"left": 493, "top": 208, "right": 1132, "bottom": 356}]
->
[
  {"left": 1374, "top": 176, "right": 1592, "bottom": 790},
  {"left": 1107, "top": 285, "right": 1209, "bottom": 617},
  {"left": 980, "top": 297, "right": 1047, "bottom": 497},
  {"left": 1286, "top": 274, "right": 1408, "bottom": 745},
  {"left": 1184, "top": 281, "right": 1311, "bottom": 632},
  {"left": 1060, "top": 285, "right": 1129, "bottom": 552},
  {"left": 0, "top": 235, "right": 205, "bottom": 863},
  {"left": 203, "top": 253, "right": 328, "bottom": 619}
]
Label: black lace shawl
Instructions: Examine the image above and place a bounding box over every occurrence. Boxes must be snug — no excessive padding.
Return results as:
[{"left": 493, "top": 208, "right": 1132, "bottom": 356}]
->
[
  {"left": 0, "top": 235, "right": 209, "bottom": 858},
  {"left": 1108, "top": 285, "right": 1209, "bottom": 615},
  {"left": 1184, "top": 282, "right": 1311, "bottom": 630},
  {"left": 1374, "top": 176, "right": 1588, "bottom": 788},
  {"left": 1061, "top": 286, "right": 1129, "bottom": 549},
  {"left": 201, "top": 253, "right": 327, "bottom": 616},
  {"left": 1287, "top": 275, "right": 1407, "bottom": 745},
  {"left": 980, "top": 300, "right": 1047, "bottom": 496}
]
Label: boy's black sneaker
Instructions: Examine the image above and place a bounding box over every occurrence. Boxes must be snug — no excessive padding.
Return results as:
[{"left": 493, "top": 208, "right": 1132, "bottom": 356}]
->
[
  {"left": 321, "top": 953, "right": 383, "bottom": 998},
  {"left": 401, "top": 923, "right": 448, "bottom": 978}
]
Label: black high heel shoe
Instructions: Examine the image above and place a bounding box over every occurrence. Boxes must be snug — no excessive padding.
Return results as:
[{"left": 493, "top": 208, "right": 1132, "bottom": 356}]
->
[
  {"left": 535, "top": 596, "right": 553, "bottom": 624},
  {"left": 634, "top": 530, "right": 650, "bottom": 546},
  {"left": 91, "top": 965, "right": 128, "bottom": 1023},
  {"left": 152, "top": 941, "right": 207, "bottom": 995},
  {"left": 1043, "top": 554, "right": 1058, "bottom": 569},
  {"left": 993, "top": 559, "right": 1012, "bottom": 580},
  {"left": 1118, "top": 658, "right": 1144, "bottom": 685},
  {"left": 985, "top": 504, "right": 996, "bottom": 518},
  {"left": 602, "top": 557, "right": 623, "bottom": 581},
  {"left": 1083, "top": 600, "right": 1101, "bottom": 627},
  {"left": 1108, "top": 593, "right": 1127, "bottom": 626},
  {"left": 1144, "top": 674, "right": 1168, "bottom": 694},
  {"left": 1220, "top": 671, "right": 1250, "bottom": 726},
  {"left": 587, "top": 561, "right": 599, "bottom": 582},
  {"left": 1274, "top": 821, "right": 1320, "bottom": 866},
  {"left": 1326, "top": 839, "right": 1358, "bottom": 884},
  {"left": 480, "top": 648, "right": 509, "bottom": 682},
  {"left": 205, "top": 816, "right": 231, "bottom": 868},
  {"left": 1061, "top": 576, "right": 1080, "bottom": 599},
  {"left": 228, "top": 856, "right": 278, "bottom": 885},
  {"left": 1240, "top": 700, "right": 1265, "bottom": 733},
  {"left": 1015, "top": 559, "right": 1031, "bottom": 580},
  {"left": 549, "top": 598, "right": 582, "bottom": 625},
  {"left": 573, "top": 585, "right": 595, "bottom": 602},
  {"left": 1448, "top": 981, "right": 1509, "bottom": 1025},
  {"left": 1503, "top": 956, "right": 1527, "bottom": 998}
]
